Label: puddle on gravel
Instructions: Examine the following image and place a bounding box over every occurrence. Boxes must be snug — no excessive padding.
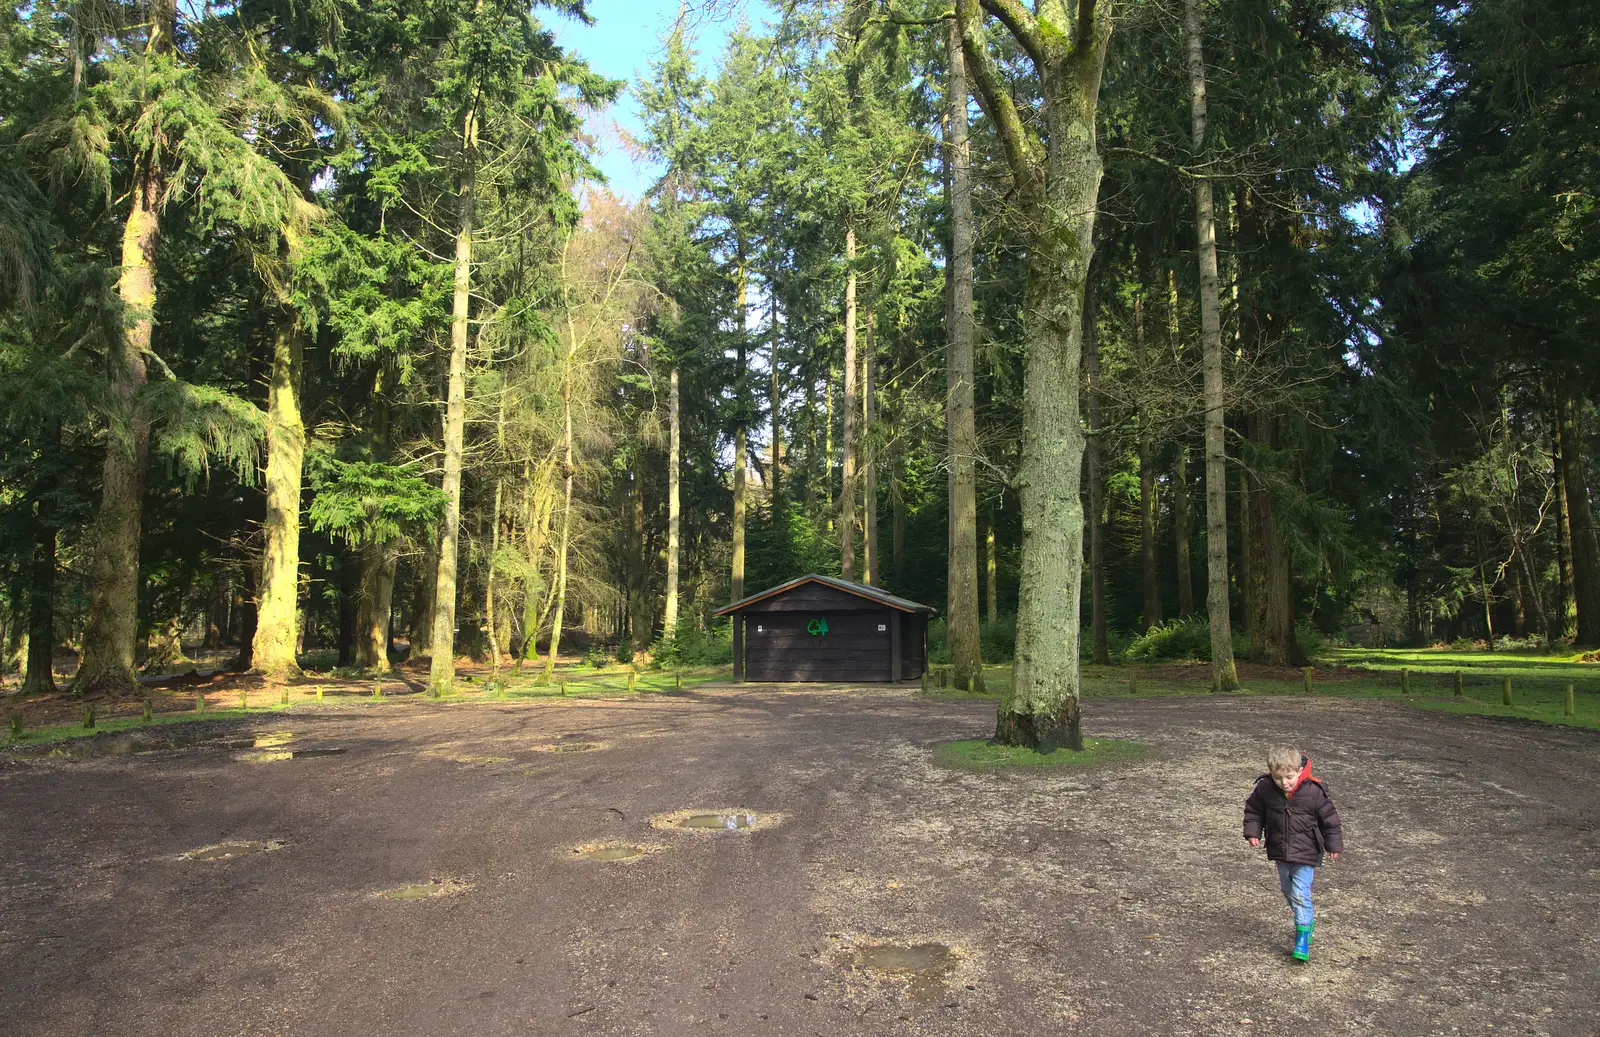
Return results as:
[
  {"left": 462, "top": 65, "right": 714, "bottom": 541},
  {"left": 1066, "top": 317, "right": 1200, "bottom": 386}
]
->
[
  {"left": 678, "top": 812, "right": 757, "bottom": 830},
  {"left": 372, "top": 878, "right": 472, "bottom": 901},
  {"left": 183, "top": 839, "right": 286, "bottom": 861},
  {"left": 852, "top": 943, "right": 957, "bottom": 974},
  {"left": 650, "top": 808, "right": 783, "bottom": 833},
  {"left": 241, "top": 746, "right": 348, "bottom": 762}
]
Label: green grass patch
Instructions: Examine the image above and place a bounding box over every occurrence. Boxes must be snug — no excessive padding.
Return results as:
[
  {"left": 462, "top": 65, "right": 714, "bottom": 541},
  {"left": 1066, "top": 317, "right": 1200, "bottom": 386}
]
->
[
  {"left": 1326, "top": 646, "right": 1594, "bottom": 680},
  {"left": 921, "top": 653, "right": 1599, "bottom": 733},
  {"left": 934, "top": 736, "right": 1144, "bottom": 772},
  {"left": 483, "top": 666, "right": 723, "bottom": 700},
  {"left": 4, "top": 706, "right": 286, "bottom": 748}
]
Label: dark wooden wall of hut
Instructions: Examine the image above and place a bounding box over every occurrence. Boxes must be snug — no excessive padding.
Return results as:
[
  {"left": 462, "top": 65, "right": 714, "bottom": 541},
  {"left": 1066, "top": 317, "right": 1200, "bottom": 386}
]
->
[{"left": 733, "top": 583, "right": 927, "bottom": 683}]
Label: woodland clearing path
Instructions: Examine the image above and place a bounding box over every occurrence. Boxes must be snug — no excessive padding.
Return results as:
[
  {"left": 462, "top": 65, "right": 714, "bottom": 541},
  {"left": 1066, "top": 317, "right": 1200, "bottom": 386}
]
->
[{"left": 1, "top": 687, "right": 1596, "bottom": 1036}]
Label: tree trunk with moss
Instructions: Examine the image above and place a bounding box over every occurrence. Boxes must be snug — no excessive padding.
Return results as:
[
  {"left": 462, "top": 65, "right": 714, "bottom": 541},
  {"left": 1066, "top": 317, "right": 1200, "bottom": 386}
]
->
[
  {"left": 428, "top": 117, "right": 476, "bottom": 696},
  {"left": 946, "top": 14, "right": 984, "bottom": 691},
  {"left": 76, "top": 0, "right": 174, "bottom": 697},
  {"left": 251, "top": 317, "right": 305, "bottom": 681},
  {"left": 731, "top": 252, "right": 749, "bottom": 602},
  {"left": 1085, "top": 265, "right": 1110, "bottom": 665},
  {"left": 1184, "top": 0, "right": 1239, "bottom": 690},
  {"left": 864, "top": 306, "right": 880, "bottom": 586},
  {"left": 958, "top": 0, "right": 1113, "bottom": 752},
  {"left": 1560, "top": 396, "right": 1600, "bottom": 645},
  {"left": 840, "top": 225, "right": 858, "bottom": 582},
  {"left": 21, "top": 518, "right": 58, "bottom": 696},
  {"left": 542, "top": 373, "right": 575, "bottom": 683},
  {"left": 665, "top": 368, "right": 681, "bottom": 635},
  {"left": 356, "top": 540, "right": 397, "bottom": 670}
]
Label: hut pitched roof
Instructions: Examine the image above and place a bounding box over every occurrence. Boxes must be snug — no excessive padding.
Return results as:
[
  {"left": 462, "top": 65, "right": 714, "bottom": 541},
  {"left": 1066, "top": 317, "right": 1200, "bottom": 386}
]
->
[{"left": 714, "top": 574, "right": 936, "bottom": 616}]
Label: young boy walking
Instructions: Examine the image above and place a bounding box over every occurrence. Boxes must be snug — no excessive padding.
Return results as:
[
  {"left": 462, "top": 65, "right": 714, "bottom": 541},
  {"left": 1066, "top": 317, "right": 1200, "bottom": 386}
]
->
[{"left": 1243, "top": 745, "right": 1344, "bottom": 961}]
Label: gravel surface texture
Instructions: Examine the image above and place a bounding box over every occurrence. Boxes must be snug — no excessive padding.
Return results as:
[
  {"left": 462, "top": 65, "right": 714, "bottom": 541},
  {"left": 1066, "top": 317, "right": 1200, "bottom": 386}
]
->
[{"left": 2, "top": 685, "right": 1597, "bottom": 1036}]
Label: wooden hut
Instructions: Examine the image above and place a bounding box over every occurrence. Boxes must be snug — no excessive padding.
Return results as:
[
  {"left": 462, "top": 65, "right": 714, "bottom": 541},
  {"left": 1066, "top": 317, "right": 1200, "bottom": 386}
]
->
[{"left": 715, "top": 575, "right": 935, "bottom": 683}]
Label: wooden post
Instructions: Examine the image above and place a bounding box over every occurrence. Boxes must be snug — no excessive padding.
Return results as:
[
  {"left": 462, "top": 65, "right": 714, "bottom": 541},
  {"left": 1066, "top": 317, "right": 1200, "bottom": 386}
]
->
[
  {"left": 1502, "top": 676, "right": 1512, "bottom": 705},
  {"left": 279, "top": 687, "right": 289, "bottom": 706},
  {"left": 316, "top": 684, "right": 324, "bottom": 702},
  {"left": 240, "top": 689, "right": 249, "bottom": 710},
  {"left": 921, "top": 669, "right": 928, "bottom": 694},
  {"left": 890, "top": 610, "right": 902, "bottom": 682},
  {"left": 1400, "top": 668, "right": 1410, "bottom": 694},
  {"left": 1454, "top": 670, "right": 1463, "bottom": 696},
  {"left": 1566, "top": 684, "right": 1576, "bottom": 716},
  {"left": 143, "top": 698, "right": 153, "bottom": 722},
  {"left": 196, "top": 693, "right": 206, "bottom": 715},
  {"left": 1301, "top": 666, "right": 1314, "bottom": 694},
  {"left": 732, "top": 614, "right": 745, "bottom": 682},
  {"left": 83, "top": 704, "right": 95, "bottom": 729}
]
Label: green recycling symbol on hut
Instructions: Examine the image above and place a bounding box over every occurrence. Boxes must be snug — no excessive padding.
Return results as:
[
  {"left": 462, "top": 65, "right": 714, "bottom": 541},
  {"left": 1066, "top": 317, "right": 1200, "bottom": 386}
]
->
[{"left": 807, "top": 617, "right": 829, "bottom": 636}]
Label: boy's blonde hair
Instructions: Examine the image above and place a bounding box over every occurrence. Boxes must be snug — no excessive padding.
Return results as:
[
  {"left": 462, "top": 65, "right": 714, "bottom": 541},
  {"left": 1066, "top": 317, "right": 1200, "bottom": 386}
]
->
[{"left": 1267, "top": 744, "right": 1301, "bottom": 774}]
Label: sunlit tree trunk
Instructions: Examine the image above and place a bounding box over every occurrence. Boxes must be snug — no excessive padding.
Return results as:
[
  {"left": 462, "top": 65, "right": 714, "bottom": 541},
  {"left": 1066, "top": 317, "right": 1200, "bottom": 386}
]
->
[
  {"left": 946, "top": 14, "right": 984, "bottom": 689},
  {"left": 840, "top": 224, "right": 858, "bottom": 581},
  {"left": 428, "top": 111, "right": 476, "bottom": 696},
  {"left": 77, "top": 0, "right": 175, "bottom": 696},
  {"left": 485, "top": 477, "right": 505, "bottom": 675},
  {"left": 732, "top": 252, "right": 748, "bottom": 601},
  {"left": 958, "top": 0, "right": 1114, "bottom": 752},
  {"left": 665, "top": 368, "right": 681, "bottom": 635},
  {"left": 825, "top": 371, "right": 834, "bottom": 527},
  {"left": 1185, "top": 0, "right": 1239, "bottom": 689},
  {"left": 543, "top": 362, "right": 576, "bottom": 683},
  {"left": 252, "top": 317, "right": 305, "bottom": 681},
  {"left": 628, "top": 468, "right": 649, "bottom": 653},
  {"left": 769, "top": 293, "right": 782, "bottom": 507},
  {"left": 864, "top": 305, "right": 879, "bottom": 586}
]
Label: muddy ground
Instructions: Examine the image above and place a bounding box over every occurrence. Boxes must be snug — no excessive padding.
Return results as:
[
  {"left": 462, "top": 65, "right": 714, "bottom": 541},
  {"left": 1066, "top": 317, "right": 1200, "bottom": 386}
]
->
[{"left": 1, "top": 686, "right": 1597, "bottom": 1037}]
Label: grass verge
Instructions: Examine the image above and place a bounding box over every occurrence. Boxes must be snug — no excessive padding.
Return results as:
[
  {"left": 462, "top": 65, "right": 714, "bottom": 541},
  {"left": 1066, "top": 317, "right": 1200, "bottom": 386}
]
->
[
  {"left": 934, "top": 736, "right": 1144, "bottom": 772},
  {"left": 921, "top": 655, "right": 1599, "bottom": 733},
  {"left": 4, "top": 707, "right": 284, "bottom": 748}
]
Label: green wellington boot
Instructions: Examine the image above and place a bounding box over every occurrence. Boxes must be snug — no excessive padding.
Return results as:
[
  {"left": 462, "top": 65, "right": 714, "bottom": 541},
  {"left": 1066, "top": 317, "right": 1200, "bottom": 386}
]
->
[{"left": 1292, "top": 924, "right": 1313, "bottom": 961}]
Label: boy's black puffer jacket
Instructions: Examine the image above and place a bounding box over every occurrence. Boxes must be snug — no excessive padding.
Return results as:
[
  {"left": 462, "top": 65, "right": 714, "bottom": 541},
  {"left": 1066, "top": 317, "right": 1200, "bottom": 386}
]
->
[{"left": 1242, "top": 755, "right": 1344, "bottom": 866}]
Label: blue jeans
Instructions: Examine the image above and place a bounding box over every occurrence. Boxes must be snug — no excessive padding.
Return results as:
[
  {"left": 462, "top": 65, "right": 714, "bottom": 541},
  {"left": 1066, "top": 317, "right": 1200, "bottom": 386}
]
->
[{"left": 1276, "top": 862, "right": 1315, "bottom": 928}]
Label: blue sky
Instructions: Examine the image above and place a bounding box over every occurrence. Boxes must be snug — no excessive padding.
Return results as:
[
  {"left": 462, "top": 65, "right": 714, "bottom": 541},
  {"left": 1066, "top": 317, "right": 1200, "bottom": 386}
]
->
[{"left": 551, "top": 0, "right": 777, "bottom": 202}]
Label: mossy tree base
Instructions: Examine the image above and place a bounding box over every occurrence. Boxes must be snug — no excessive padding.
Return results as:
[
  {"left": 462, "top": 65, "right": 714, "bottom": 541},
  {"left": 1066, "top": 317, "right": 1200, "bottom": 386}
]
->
[{"left": 993, "top": 701, "right": 1083, "bottom": 752}]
